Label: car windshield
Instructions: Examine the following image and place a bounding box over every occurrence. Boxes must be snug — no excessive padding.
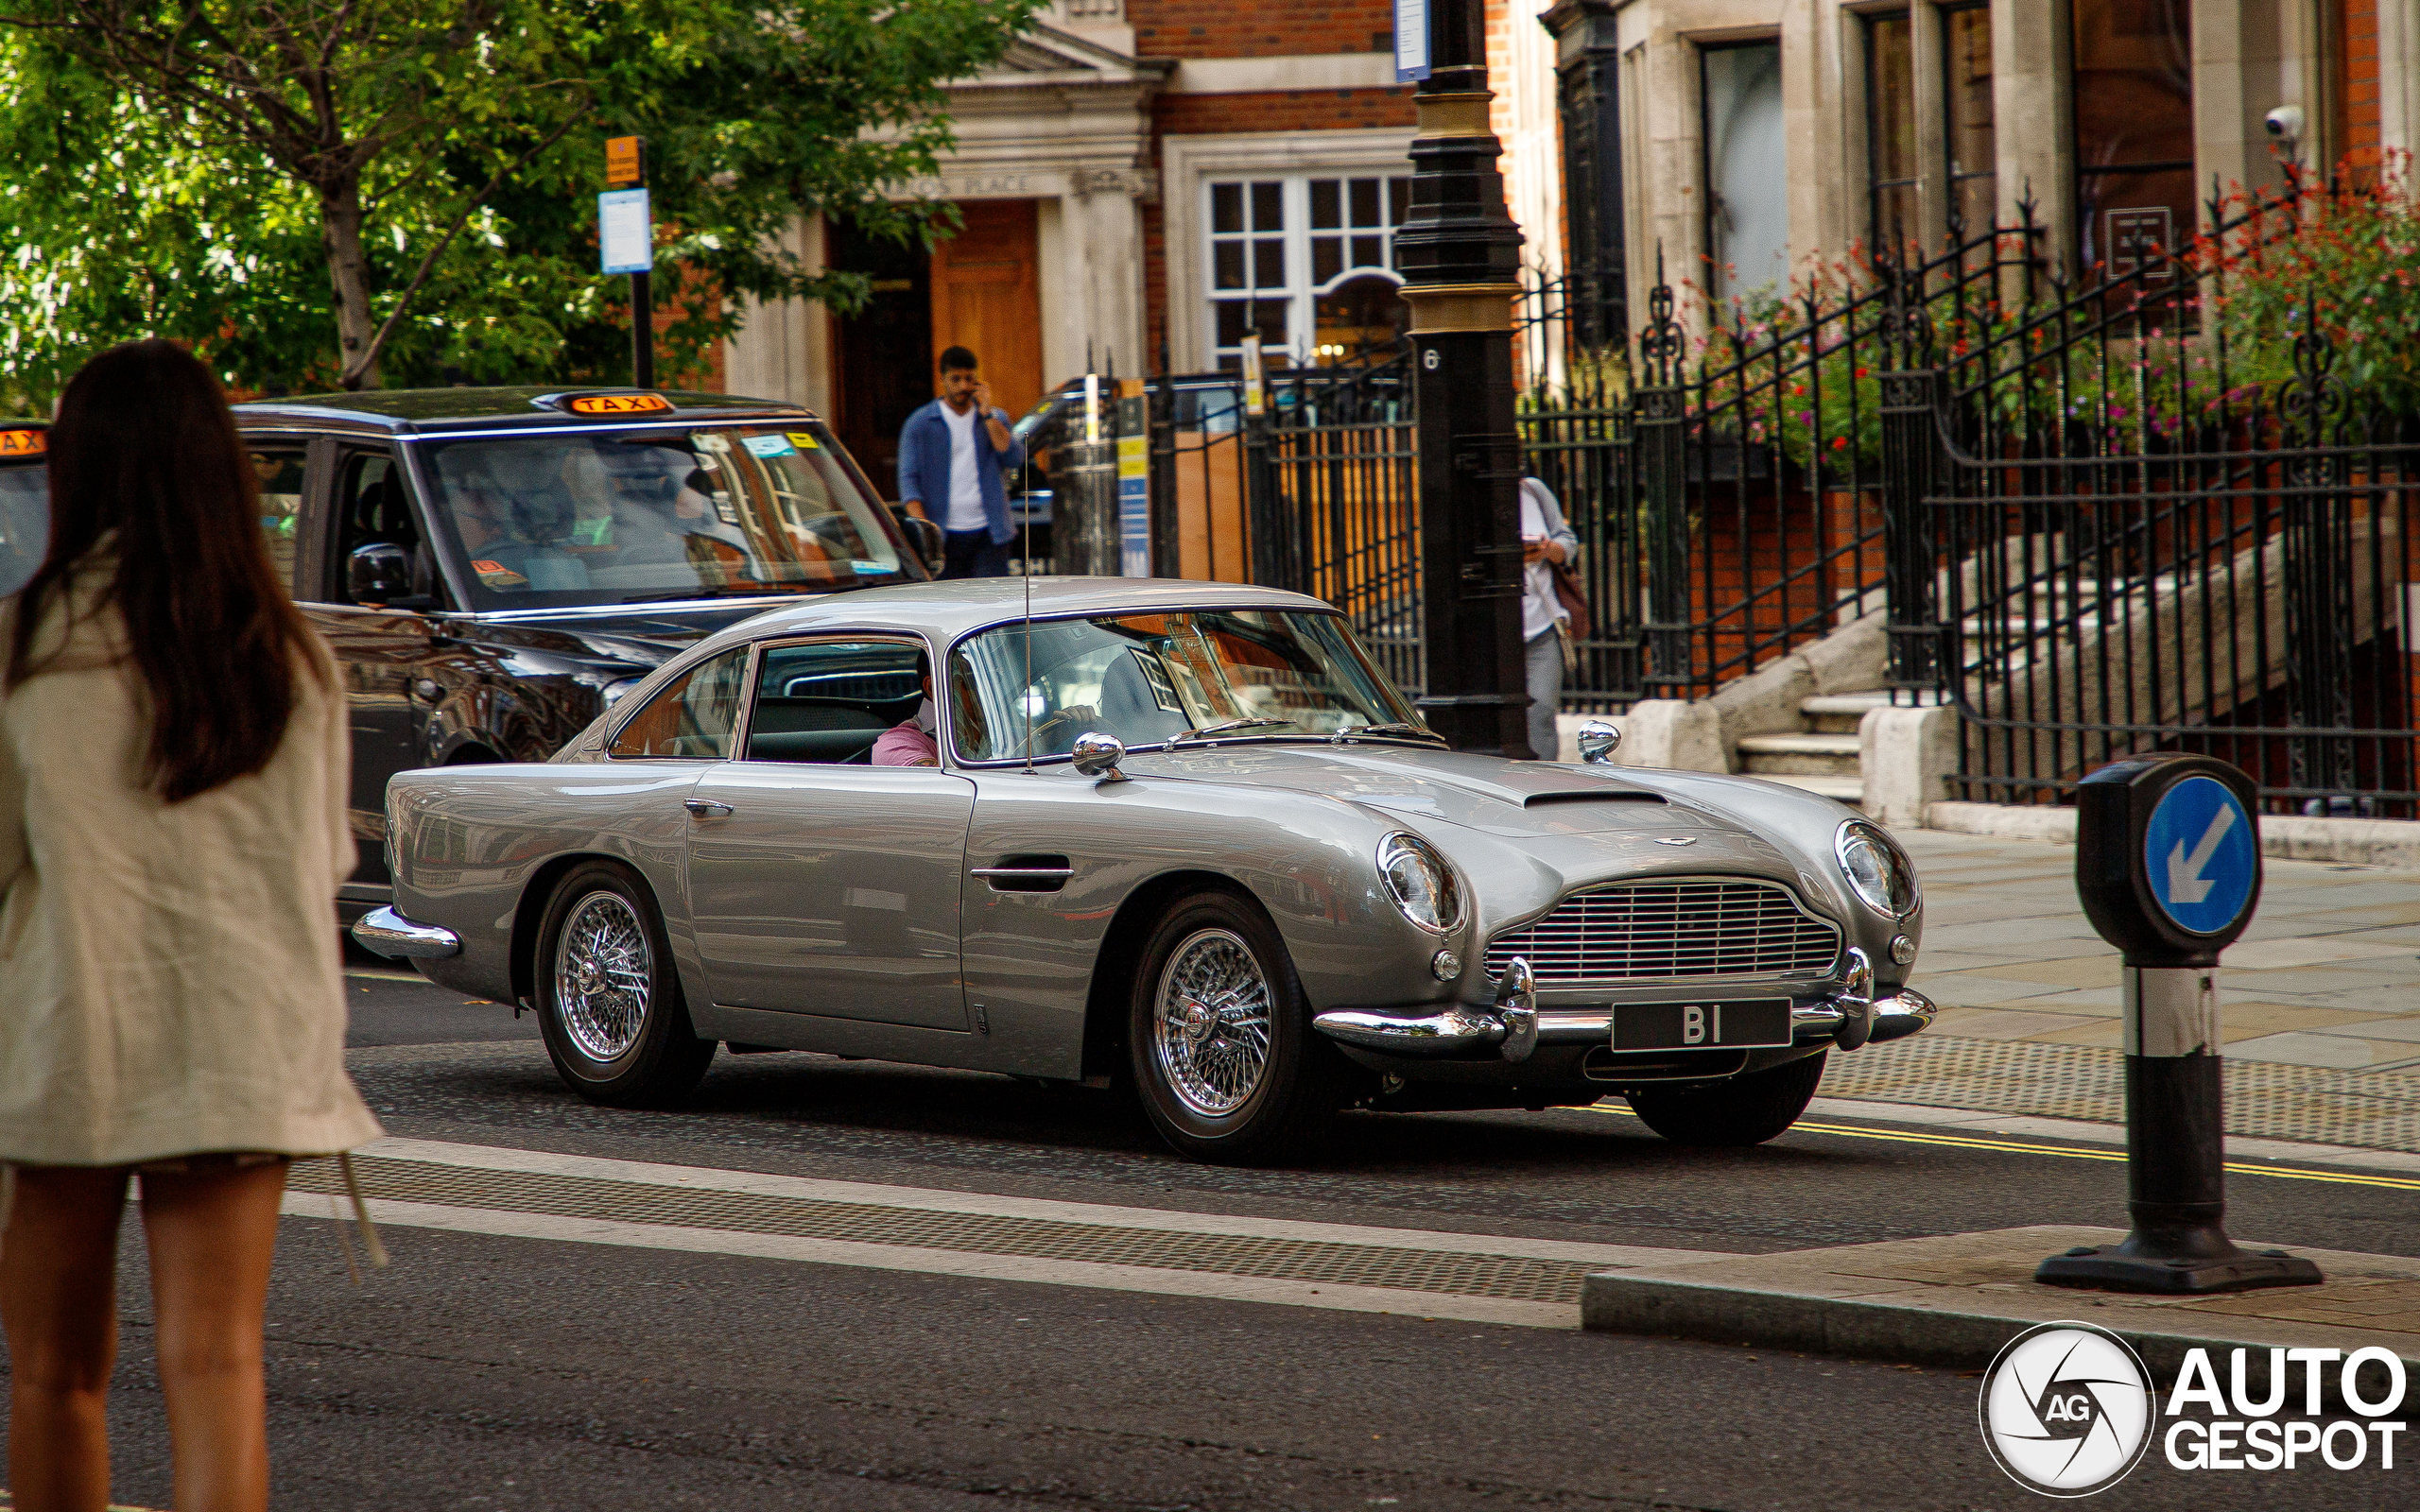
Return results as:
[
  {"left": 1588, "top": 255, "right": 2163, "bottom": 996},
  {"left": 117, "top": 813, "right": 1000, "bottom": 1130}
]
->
[
  {"left": 415, "top": 421, "right": 908, "bottom": 609},
  {"left": 948, "top": 610, "right": 1423, "bottom": 763},
  {"left": 0, "top": 463, "right": 46, "bottom": 598}
]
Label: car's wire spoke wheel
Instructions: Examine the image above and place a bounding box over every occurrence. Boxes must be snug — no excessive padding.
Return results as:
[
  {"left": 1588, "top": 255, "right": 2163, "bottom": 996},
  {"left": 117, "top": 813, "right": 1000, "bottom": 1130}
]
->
[
  {"left": 1150, "top": 927, "right": 1274, "bottom": 1117},
  {"left": 553, "top": 891, "right": 653, "bottom": 1062}
]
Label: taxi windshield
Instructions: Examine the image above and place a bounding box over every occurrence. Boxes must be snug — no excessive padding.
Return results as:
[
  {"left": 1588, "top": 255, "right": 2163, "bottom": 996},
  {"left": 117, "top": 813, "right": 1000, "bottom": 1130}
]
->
[
  {"left": 948, "top": 610, "right": 1423, "bottom": 763},
  {"left": 416, "top": 422, "right": 908, "bottom": 608},
  {"left": 0, "top": 463, "right": 43, "bottom": 598}
]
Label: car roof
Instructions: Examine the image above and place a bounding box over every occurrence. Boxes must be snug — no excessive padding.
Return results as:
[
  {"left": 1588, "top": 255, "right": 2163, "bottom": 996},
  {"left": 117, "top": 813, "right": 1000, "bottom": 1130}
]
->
[
  {"left": 690, "top": 576, "right": 1341, "bottom": 654},
  {"left": 230, "top": 386, "right": 815, "bottom": 437}
]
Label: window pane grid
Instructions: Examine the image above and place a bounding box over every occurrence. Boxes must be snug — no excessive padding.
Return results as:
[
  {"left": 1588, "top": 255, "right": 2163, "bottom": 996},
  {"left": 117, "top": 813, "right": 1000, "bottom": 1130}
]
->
[{"left": 1206, "top": 174, "right": 1411, "bottom": 369}]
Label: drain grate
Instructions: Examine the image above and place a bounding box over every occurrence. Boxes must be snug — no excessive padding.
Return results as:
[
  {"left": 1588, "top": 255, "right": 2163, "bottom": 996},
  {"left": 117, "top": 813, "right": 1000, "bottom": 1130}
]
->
[
  {"left": 289, "top": 1157, "right": 1601, "bottom": 1304},
  {"left": 1820, "top": 1035, "right": 2420, "bottom": 1152}
]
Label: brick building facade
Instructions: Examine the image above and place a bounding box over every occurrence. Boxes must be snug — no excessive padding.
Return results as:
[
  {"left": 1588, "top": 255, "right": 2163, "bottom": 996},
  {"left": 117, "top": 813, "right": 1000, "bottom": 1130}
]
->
[{"left": 723, "top": 1, "right": 2420, "bottom": 501}]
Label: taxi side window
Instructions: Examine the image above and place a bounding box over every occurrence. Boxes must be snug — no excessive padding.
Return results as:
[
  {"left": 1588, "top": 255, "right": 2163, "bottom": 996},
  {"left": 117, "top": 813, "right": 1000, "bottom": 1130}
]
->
[
  {"left": 335, "top": 450, "right": 424, "bottom": 605},
  {"left": 609, "top": 647, "right": 750, "bottom": 760},
  {"left": 249, "top": 447, "right": 306, "bottom": 590}
]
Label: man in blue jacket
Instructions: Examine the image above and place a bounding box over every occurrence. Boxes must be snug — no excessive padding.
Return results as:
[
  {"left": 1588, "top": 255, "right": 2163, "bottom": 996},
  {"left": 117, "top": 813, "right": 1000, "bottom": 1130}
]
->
[{"left": 898, "top": 345, "right": 1027, "bottom": 578}]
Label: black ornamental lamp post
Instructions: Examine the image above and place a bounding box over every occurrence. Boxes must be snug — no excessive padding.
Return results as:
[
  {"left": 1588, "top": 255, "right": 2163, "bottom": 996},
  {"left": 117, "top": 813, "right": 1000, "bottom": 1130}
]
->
[{"left": 1395, "top": 0, "right": 1530, "bottom": 756}]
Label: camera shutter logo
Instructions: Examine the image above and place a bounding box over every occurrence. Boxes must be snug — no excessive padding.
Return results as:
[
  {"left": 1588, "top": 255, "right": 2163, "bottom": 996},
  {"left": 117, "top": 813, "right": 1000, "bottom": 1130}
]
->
[{"left": 1979, "top": 1323, "right": 2156, "bottom": 1496}]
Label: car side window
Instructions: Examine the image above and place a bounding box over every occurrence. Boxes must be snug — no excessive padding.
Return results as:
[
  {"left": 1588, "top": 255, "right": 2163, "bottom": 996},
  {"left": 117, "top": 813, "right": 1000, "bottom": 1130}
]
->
[
  {"left": 609, "top": 647, "right": 751, "bottom": 760},
  {"left": 744, "top": 640, "right": 924, "bottom": 765},
  {"left": 249, "top": 446, "right": 306, "bottom": 589}
]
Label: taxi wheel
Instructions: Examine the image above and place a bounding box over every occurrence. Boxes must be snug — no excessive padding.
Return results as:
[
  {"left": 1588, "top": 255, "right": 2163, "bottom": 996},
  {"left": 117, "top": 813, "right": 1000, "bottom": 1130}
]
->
[
  {"left": 1128, "top": 891, "right": 1345, "bottom": 1166},
  {"left": 535, "top": 861, "right": 717, "bottom": 1108},
  {"left": 1626, "top": 1051, "right": 1826, "bottom": 1147}
]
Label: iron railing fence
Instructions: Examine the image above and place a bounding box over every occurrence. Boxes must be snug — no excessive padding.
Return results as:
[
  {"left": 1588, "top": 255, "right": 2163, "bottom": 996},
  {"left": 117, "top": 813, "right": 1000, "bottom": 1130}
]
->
[
  {"left": 1504, "top": 217, "right": 2030, "bottom": 705},
  {"left": 1883, "top": 175, "right": 2420, "bottom": 814},
  {"left": 1246, "top": 353, "right": 1423, "bottom": 693}
]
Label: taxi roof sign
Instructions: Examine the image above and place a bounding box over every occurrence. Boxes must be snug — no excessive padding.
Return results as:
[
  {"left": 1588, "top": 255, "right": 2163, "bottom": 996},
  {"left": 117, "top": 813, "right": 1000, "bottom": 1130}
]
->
[
  {"left": 0, "top": 426, "right": 46, "bottom": 459},
  {"left": 605, "top": 135, "right": 645, "bottom": 188},
  {"left": 555, "top": 392, "right": 673, "bottom": 418}
]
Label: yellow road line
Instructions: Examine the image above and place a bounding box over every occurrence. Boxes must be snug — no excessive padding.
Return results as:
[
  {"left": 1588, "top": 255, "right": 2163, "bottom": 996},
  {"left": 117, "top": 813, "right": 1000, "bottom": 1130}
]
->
[{"left": 1583, "top": 1105, "right": 2420, "bottom": 1193}]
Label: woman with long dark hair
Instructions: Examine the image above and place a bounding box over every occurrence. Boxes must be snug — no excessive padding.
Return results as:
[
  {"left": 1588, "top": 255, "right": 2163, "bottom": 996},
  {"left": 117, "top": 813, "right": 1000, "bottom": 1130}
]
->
[{"left": 0, "top": 340, "right": 381, "bottom": 1511}]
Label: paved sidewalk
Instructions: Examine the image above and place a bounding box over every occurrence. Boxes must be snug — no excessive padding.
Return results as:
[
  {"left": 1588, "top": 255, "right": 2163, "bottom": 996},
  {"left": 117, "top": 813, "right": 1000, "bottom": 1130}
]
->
[
  {"left": 1821, "top": 828, "right": 2420, "bottom": 1151},
  {"left": 1582, "top": 1225, "right": 2420, "bottom": 1383}
]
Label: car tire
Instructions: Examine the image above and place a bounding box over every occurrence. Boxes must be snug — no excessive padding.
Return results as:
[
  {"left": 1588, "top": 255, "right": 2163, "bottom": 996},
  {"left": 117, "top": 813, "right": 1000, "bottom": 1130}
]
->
[
  {"left": 1128, "top": 890, "right": 1344, "bottom": 1166},
  {"left": 1626, "top": 1051, "right": 1826, "bottom": 1147},
  {"left": 534, "top": 860, "right": 717, "bottom": 1108}
]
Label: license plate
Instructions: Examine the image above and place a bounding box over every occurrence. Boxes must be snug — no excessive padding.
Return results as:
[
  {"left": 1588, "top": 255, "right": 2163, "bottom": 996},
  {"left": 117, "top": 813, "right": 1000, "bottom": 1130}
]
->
[{"left": 1611, "top": 998, "right": 1793, "bottom": 1052}]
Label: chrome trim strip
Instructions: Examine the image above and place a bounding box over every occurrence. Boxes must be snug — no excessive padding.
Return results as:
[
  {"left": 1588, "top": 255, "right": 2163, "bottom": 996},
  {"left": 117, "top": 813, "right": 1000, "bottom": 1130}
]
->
[
  {"left": 1869, "top": 987, "right": 1936, "bottom": 1044},
  {"left": 351, "top": 905, "right": 460, "bottom": 960},
  {"left": 1311, "top": 985, "right": 1939, "bottom": 1058},
  {"left": 1309, "top": 1005, "right": 1509, "bottom": 1057},
  {"left": 1496, "top": 957, "right": 1537, "bottom": 1064},
  {"left": 969, "top": 867, "right": 1075, "bottom": 879}
]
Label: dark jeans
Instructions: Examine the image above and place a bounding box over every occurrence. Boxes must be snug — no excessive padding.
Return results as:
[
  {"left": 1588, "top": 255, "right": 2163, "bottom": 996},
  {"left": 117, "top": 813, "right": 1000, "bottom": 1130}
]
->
[{"left": 941, "top": 528, "right": 1011, "bottom": 579}]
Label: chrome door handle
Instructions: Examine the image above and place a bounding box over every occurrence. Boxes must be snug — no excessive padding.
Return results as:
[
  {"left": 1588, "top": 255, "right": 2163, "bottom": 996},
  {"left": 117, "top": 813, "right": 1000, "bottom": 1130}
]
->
[{"left": 684, "top": 799, "right": 734, "bottom": 817}]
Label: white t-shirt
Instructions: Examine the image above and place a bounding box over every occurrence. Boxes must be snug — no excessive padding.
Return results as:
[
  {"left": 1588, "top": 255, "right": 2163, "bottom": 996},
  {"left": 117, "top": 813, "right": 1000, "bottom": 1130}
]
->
[
  {"left": 1520, "top": 480, "right": 1563, "bottom": 642},
  {"left": 942, "top": 403, "right": 988, "bottom": 531}
]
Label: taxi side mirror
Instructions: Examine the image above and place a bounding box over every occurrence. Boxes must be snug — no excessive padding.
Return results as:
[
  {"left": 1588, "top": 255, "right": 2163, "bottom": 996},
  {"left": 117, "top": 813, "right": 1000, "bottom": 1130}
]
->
[
  {"left": 1577, "top": 720, "right": 1622, "bottom": 764},
  {"left": 348, "top": 541, "right": 414, "bottom": 605}
]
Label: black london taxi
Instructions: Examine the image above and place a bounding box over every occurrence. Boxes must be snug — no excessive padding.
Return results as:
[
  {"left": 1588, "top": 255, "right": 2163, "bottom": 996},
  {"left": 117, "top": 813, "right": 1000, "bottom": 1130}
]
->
[{"left": 164, "top": 387, "right": 923, "bottom": 922}]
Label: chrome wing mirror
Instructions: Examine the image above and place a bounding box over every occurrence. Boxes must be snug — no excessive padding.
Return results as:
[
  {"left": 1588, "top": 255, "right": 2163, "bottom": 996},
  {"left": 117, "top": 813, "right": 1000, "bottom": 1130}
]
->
[
  {"left": 1576, "top": 720, "right": 1622, "bottom": 764},
  {"left": 1070, "top": 730, "right": 1129, "bottom": 782}
]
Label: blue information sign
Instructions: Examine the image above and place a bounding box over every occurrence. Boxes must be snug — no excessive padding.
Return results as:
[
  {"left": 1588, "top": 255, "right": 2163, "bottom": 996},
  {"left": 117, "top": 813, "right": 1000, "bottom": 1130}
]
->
[{"left": 2142, "top": 775, "right": 2257, "bottom": 936}]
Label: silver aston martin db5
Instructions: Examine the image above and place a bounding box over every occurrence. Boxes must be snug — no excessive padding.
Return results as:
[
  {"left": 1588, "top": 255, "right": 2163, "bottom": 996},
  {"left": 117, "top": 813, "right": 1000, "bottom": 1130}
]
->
[{"left": 356, "top": 578, "right": 1933, "bottom": 1163}]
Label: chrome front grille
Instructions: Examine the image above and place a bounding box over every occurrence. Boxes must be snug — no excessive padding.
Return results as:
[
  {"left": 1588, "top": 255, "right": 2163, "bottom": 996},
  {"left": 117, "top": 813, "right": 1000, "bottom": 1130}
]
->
[{"left": 1484, "top": 879, "right": 1841, "bottom": 985}]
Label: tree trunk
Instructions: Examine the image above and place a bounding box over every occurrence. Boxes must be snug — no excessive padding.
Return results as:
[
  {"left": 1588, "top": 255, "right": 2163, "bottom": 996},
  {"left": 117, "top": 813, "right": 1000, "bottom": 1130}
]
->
[{"left": 320, "top": 172, "right": 380, "bottom": 390}]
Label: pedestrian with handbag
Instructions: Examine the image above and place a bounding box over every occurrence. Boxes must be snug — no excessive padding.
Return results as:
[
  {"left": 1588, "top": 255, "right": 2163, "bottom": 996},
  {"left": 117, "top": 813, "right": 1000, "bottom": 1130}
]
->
[
  {"left": 0, "top": 340, "right": 383, "bottom": 1512},
  {"left": 1518, "top": 473, "right": 1586, "bottom": 760}
]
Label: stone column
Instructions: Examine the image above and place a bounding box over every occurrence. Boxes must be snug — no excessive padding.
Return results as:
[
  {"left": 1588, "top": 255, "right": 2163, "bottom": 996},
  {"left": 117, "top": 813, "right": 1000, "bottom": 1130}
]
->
[
  {"left": 2384, "top": 0, "right": 2420, "bottom": 158},
  {"left": 2194, "top": 0, "right": 2296, "bottom": 200},
  {"left": 1993, "top": 0, "right": 2076, "bottom": 280}
]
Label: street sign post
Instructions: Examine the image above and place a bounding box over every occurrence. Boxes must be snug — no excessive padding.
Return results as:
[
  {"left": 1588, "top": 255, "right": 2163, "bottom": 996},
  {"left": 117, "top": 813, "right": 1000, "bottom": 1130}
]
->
[
  {"left": 2036, "top": 754, "right": 2324, "bottom": 1294},
  {"left": 600, "top": 136, "right": 654, "bottom": 389}
]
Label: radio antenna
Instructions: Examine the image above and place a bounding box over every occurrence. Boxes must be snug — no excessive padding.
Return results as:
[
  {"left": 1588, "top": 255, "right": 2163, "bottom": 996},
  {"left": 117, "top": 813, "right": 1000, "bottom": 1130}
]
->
[{"left": 1021, "top": 399, "right": 1037, "bottom": 774}]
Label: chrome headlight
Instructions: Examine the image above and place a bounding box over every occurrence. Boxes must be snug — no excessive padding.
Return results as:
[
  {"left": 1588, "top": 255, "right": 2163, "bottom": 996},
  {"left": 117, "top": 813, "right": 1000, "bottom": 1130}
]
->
[
  {"left": 1377, "top": 832, "right": 1464, "bottom": 934},
  {"left": 1835, "top": 819, "right": 1919, "bottom": 919}
]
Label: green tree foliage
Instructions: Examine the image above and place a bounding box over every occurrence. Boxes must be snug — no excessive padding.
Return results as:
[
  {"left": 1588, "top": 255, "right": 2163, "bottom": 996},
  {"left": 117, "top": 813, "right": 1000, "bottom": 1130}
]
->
[{"left": 0, "top": 0, "right": 1035, "bottom": 403}]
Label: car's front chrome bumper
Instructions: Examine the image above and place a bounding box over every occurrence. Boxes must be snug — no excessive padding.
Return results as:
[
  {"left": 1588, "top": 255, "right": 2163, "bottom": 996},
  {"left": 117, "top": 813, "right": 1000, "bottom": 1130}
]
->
[
  {"left": 351, "top": 904, "right": 461, "bottom": 960},
  {"left": 1311, "top": 952, "right": 1935, "bottom": 1063}
]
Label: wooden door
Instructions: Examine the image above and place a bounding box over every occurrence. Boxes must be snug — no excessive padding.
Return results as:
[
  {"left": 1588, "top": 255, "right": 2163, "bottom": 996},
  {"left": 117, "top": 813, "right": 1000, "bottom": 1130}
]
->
[{"left": 929, "top": 200, "right": 1044, "bottom": 423}]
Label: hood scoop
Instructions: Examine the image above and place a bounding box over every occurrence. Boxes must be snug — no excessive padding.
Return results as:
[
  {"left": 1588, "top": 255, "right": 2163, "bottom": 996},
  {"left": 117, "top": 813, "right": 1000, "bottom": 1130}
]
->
[{"left": 1526, "top": 790, "right": 1665, "bottom": 808}]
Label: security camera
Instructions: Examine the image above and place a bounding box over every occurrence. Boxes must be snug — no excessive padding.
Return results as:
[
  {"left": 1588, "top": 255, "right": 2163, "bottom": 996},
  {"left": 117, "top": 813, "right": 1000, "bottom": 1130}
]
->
[{"left": 2264, "top": 105, "right": 2306, "bottom": 144}]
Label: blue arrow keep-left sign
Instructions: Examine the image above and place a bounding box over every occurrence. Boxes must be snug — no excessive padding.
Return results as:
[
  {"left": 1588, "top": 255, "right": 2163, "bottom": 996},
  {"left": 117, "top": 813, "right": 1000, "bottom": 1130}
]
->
[{"left": 2143, "top": 775, "right": 2257, "bottom": 935}]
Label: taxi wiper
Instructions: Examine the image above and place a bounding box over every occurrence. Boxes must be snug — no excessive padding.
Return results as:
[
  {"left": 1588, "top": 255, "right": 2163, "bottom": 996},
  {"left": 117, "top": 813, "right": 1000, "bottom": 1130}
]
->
[
  {"left": 1340, "top": 721, "right": 1446, "bottom": 746},
  {"left": 1172, "top": 717, "right": 1295, "bottom": 743}
]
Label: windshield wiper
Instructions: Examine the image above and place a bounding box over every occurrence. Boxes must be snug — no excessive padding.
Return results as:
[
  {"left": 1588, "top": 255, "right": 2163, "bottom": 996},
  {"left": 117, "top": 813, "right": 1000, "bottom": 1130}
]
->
[
  {"left": 1337, "top": 721, "right": 1447, "bottom": 745},
  {"left": 1172, "top": 717, "right": 1296, "bottom": 743}
]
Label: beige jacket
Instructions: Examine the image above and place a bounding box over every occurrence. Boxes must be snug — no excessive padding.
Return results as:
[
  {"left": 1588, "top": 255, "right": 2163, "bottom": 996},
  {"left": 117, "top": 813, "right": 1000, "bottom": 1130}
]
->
[{"left": 0, "top": 565, "right": 382, "bottom": 1166}]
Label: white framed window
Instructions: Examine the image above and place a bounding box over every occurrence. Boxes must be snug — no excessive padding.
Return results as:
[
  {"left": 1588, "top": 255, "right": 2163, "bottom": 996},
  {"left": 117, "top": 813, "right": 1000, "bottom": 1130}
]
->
[{"left": 1204, "top": 173, "right": 1411, "bottom": 369}]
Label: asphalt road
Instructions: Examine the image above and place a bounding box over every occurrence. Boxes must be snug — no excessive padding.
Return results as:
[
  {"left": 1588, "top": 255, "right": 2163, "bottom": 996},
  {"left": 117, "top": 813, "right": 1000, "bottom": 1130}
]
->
[{"left": 15, "top": 966, "right": 2418, "bottom": 1510}]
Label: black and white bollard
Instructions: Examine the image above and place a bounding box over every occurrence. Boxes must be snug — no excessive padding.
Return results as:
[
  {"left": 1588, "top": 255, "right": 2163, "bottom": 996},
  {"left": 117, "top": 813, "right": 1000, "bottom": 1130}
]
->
[{"left": 2034, "top": 755, "right": 2324, "bottom": 1295}]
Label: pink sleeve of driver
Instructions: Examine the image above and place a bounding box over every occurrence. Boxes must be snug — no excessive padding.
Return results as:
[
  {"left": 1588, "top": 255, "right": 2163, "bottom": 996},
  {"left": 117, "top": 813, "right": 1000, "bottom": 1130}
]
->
[{"left": 871, "top": 722, "right": 940, "bottom": 766}]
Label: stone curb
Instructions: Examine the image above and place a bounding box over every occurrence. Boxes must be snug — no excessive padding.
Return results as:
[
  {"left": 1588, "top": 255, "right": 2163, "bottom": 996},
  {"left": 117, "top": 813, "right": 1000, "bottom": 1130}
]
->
[
  {"left": 1927, "top": 800, "right": 2420, "bottom": 871},
  {"left": 1582, "top": 1228, "right": 2420, "bottom": 1411}
]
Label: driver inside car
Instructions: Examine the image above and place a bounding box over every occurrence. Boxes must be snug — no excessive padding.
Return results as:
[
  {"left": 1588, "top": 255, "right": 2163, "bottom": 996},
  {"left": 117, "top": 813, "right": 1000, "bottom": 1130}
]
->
[{"left": 872, "top": 652, "right": 942, "bottom": 766}]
